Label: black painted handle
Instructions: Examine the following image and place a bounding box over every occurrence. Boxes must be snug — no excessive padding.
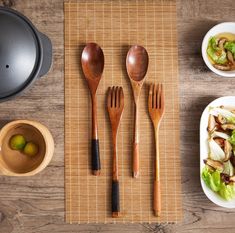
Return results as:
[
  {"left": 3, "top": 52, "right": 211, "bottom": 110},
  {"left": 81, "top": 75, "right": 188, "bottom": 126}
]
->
[
  {"left": 38, "top": 32, "right": 52, "bottom": 78},
  {"left": 91, "top": 139, "right": 101, "bottom": 175},
  {"left": 112, "top": 180, "right": 120, "bottom": 214}
]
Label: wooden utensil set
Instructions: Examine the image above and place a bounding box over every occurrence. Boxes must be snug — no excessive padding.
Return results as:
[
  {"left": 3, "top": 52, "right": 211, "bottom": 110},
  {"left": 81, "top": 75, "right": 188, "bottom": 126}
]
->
[{"left": 81, "top": 42, "right": 165, "bottom": 218}]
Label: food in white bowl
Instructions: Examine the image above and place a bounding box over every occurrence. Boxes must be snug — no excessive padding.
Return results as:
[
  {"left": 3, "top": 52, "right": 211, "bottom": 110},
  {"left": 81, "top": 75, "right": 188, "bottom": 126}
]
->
[
  {"left": 207, "top": 33, "right": 235, "bottom": 71},
  {"left": 200, "top": 96, "right": 235, "bottom": 208},
  {"left": 202, "top": 22, "right": 235, "bottom": 77}
]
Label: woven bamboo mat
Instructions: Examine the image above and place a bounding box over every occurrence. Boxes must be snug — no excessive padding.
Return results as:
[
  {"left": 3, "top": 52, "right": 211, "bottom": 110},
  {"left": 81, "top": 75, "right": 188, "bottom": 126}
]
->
[{"left": 64, "top": 0, "right": 182, "bottom": 223}]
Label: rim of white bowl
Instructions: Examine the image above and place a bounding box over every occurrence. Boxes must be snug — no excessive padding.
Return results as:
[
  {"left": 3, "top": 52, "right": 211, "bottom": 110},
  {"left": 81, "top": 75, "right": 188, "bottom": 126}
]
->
[{"left": 201, "top": 22, "right": 235, "bottom": 78}]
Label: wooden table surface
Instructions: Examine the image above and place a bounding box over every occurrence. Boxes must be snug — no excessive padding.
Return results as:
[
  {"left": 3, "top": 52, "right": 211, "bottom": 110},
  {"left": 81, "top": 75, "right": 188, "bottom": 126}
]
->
[{"left": 0, "top": 0, "right": 234, "bottom": 232}]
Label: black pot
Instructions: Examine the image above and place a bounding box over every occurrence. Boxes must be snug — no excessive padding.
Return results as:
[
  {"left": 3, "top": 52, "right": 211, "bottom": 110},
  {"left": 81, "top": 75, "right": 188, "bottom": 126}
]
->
[{"left": 0, "top": 7, "right": 52, "bottom": 101}]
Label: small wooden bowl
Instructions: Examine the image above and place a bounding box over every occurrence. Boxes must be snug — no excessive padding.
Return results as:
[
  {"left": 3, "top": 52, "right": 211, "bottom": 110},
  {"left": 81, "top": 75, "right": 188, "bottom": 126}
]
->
[{"left": 0, "top": 120, "right": 54, "bottom": 176}]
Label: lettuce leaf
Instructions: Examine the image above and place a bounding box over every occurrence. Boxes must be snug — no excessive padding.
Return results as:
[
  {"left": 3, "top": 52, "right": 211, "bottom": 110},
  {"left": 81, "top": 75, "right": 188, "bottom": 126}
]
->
[
  {"left": 210, "top": 170, "right": 222, "bottom": 192},
  {"left": 219, "top": 183, "right": 235, "bottom": 200},
  {"left": 229, "top": 130, "right": 235, "bottom": 145},
  {"left": 202, "top": 166, "right": 213, "bottom": 187},
  {"left": 227, "top": 117, "right": 235, "bottom": 124},
  {"left": 224, "top": 41, "right": 235, "bottom": 56},
  {"left": 210, "top": 37, "right": 218, "bottom": 50},
  {"left": 207, "top": 37, "right": 228, "bottom": 64},
  {"left": 202, "top": 166, "right": 235, "bottom": 200},
  {"left": 202, "top": 166, "right": 221, "bottom": 192}
]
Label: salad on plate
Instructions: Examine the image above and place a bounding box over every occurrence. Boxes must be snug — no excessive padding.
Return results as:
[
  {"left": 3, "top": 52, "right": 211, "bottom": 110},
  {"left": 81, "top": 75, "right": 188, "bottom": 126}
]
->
[{"left": 202, "top": 106, "right": 235, "bottom": 200}]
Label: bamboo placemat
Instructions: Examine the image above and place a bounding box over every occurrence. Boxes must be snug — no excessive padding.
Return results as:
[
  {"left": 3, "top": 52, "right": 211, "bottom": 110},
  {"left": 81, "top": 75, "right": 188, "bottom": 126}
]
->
[{"left": 64, "top": 0, "right": 182, "bottom": 223}]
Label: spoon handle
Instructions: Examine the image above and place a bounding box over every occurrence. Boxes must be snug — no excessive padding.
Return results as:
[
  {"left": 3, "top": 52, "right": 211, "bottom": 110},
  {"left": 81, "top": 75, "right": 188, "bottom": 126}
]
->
[
  {"left": 133, "top": 103, "right": 139, "bottom": 178},
  {"left": 91, "top": 94, "right": 101, "bottom": 175}
]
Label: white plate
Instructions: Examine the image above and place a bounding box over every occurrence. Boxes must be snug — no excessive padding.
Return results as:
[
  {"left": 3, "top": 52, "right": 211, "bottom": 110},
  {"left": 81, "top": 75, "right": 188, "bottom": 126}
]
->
[{"left": 200, "top": 96, "right": 235, "bottom": 208}]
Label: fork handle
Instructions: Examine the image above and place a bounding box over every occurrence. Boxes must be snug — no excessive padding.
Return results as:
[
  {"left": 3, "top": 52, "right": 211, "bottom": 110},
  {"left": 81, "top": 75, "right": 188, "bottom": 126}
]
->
[
  {"left": 154, "top": 127, "right": 161, "bottom": 216},
  {"left": 111, "top": 132, "right": 120, "bottom": 217},
  {"left": 112, "top": 180, "right": 120, "bottom": 217},
  {"left": 153, "top": 180, "right": 161, "bottom": 216}
]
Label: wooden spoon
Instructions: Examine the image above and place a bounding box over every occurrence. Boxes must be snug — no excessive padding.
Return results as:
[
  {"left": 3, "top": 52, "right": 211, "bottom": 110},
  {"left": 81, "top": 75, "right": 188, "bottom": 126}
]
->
[
  {"left": 126, "top": 45, "right": 149, "bottom": 178},
  {"left": 81, "top": 42, "right": 104, "bottom": 176}
]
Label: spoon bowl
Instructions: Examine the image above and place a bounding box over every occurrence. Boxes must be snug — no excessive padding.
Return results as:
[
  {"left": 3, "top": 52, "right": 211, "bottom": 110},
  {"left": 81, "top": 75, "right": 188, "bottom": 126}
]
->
[
  {"left": 126, "top": 45, "right": 149, "bottom": 82},
  {"left": 81, "top": 43, "right": 104, "bottom": 84}
]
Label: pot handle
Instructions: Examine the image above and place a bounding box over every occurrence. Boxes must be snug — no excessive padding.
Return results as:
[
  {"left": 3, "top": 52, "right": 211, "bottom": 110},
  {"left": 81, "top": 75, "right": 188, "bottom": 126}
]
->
[{"left": 38, "top": 32, "right": 52, "bottom": 78}]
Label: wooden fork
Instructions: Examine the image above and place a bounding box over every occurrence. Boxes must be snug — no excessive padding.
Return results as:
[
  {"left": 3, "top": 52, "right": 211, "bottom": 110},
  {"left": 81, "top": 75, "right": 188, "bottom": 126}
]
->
[
  {"left": 107, "top": 86, "right": 124, "bottom": 218},
  {"left": 148, "top": 83, "right": 165, "bottom": 217}
]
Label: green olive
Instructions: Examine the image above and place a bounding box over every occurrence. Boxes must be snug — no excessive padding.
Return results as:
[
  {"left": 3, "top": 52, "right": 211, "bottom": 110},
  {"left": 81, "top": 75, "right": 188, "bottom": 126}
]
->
[
  {"left": 10, "top": 135, "right": 26, "bottom": 150},
  {"left": 23, "top": 142, "right": 38, "bottom": 157}
]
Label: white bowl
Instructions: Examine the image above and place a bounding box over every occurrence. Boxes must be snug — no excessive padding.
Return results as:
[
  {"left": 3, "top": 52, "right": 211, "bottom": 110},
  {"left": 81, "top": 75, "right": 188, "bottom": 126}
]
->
[
  {"left": 201, "top": 22, "right": 235, "bottom": 77},
  {"left": 200, "top": 96, "right": 235, "bottom": 208}
]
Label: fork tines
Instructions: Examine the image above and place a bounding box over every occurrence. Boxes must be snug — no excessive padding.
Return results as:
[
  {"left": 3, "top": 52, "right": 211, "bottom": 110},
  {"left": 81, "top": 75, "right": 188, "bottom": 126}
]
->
[
  {"left": 148, "top": 83, "right": 164, "bottom": 111},
  {"left": 107, "top": 86, "right": 124, "bottom": 109}
]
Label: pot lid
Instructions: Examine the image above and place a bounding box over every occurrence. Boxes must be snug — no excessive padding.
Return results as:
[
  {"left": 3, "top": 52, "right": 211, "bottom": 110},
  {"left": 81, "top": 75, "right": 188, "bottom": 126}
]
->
[{"left": 0, "top": 7, "right": 40, "bottom": 99}]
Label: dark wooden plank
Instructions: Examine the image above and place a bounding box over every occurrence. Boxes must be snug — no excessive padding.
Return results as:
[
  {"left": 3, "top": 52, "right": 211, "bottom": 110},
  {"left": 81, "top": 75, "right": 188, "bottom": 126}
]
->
[{"left": 0, "top": 0, "right": 234, "bottom": 232}]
